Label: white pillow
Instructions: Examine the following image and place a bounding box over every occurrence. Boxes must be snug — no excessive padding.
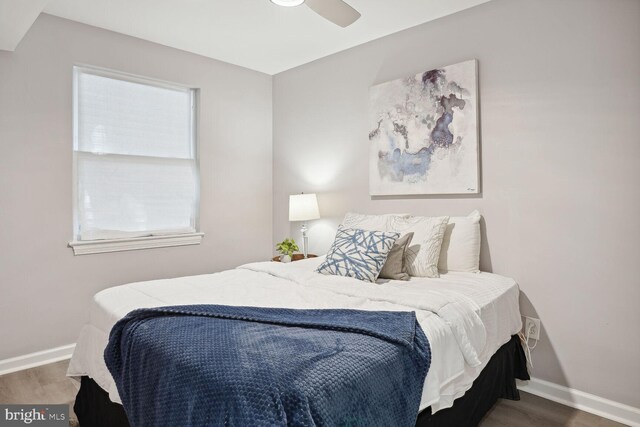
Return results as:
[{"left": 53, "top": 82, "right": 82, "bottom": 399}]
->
[
  {"left": 341, "top": 212, "right": 409, "bottom": 231},
  {"left": 438, "top": 210, "right": 481, "bottom": 273},
  {"left": 388, "top": 215, "right": 449, "bottom": 278}
]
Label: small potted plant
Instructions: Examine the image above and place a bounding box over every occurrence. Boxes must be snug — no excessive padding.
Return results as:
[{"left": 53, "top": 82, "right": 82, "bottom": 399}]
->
[{"left": 275, "top": 238, "right": 299, "bottom": 263}]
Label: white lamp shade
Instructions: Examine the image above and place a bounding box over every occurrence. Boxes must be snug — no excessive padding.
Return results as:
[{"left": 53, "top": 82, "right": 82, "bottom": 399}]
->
[{"left": 289, "top": 193, "right": 320, "bottom": 222}]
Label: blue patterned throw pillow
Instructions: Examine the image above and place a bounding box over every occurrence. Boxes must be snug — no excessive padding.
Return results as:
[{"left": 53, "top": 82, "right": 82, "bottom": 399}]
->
[{"left": 316, "top": 227, "right": 400, "bottom": 282}]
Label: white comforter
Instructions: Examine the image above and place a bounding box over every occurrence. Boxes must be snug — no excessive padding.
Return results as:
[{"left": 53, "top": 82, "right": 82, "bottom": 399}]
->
[{"left": 68, "top": 257, "right": 522, "bottom": 413}]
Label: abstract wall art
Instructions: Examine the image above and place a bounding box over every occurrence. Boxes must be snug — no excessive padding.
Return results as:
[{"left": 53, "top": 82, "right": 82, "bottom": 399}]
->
[{"left": 369, "top": 59, "right": 479, "bottom": 195}]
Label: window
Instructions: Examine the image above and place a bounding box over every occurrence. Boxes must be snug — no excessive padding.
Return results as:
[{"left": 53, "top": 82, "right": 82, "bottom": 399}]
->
[{"left": 69, "top": 66, "right": 201, "bottom": 255}]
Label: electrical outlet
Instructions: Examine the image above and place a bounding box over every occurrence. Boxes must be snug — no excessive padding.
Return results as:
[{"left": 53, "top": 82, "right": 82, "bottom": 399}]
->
[{"left": 523, "top": 316, "right": 541, "bottom": 341}]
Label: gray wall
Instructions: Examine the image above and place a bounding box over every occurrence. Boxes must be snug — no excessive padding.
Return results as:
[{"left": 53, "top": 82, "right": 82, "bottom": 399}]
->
[
  {"left": 273, "top": 0, "right": 640, "bottom": 407},
  {"left": 0, "top": 14, "right": 273, "bottom": 360}
]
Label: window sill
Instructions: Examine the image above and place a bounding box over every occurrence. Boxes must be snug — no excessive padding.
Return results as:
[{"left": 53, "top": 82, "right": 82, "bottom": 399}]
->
[{"left": 68, "top": 232, "right": 204, "bottom": 255}]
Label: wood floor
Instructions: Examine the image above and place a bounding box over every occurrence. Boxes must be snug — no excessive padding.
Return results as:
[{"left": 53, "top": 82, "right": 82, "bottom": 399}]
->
[
  {"left": 0, "top": 360, "right": 79, "bottom": 426},
  {"left": 0, "top": 360, "right": 628, "bottom": 427}
]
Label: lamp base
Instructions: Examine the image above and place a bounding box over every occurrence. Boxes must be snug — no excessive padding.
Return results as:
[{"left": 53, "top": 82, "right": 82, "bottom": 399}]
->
[{"left": 301, "top": 223, "right": 309, "bottom": 258}]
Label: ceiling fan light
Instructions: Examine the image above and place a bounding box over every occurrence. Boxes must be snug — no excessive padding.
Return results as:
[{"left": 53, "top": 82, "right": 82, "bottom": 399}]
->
[{"left": 270, "top": 0, "right": 305, "bottom": 7}]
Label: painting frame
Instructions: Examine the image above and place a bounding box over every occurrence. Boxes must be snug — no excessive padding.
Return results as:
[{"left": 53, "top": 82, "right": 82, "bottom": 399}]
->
[{"left": 369, "top": 59, "right": 480, "bottom": 196}]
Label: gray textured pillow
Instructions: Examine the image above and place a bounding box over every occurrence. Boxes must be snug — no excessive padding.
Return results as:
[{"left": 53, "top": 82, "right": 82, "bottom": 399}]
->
[{"left": 378, "top": 232, "right": 414, "bottom": 281}]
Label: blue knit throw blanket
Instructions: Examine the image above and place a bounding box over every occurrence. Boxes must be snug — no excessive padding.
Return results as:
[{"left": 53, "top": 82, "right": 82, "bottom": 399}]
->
[{"left": 105, "top": 304, "right": 431, "bottom": 427}]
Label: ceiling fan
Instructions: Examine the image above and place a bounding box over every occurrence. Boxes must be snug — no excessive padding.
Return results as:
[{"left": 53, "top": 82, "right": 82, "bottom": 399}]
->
[{"left": 270, "top": 0, "right": 361, "bottom": 28}]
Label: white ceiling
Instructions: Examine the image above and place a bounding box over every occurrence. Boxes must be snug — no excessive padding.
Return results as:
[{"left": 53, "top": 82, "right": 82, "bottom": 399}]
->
[
  {"left": 40, "top": 0, "right": 491, "bottom": 75},
  {"left": 0, "top": 0, "right": 491, "bottom": 74},
  {"left": 0, "top": 0, "right": 49, "bottom": 50}
]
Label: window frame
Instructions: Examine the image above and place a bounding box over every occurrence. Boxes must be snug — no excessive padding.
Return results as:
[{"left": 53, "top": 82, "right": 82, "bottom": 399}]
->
[{"left": 68, "top": 65, "right": 202, "bottom": 255}]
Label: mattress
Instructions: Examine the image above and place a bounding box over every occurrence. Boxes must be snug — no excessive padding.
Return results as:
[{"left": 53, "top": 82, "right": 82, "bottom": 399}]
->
[{"left": 67, "top": 257, "right": 522, "bottom": 414}]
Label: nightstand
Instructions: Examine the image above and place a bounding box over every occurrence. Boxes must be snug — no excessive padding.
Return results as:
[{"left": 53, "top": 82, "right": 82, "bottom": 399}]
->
[{"left": 272, "top": 254, "right": 318, "bottom": 262}]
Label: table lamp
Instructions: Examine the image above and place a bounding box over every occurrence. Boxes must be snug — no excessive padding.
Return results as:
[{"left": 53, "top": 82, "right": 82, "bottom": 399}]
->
[{"left": 289, "top": 193, "right": 320, "bottom": 258}]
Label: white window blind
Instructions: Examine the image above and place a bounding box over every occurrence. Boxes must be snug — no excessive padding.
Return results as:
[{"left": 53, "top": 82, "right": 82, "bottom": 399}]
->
[{"left": 73, "top": 67, "right": 198, "bottom": 242}]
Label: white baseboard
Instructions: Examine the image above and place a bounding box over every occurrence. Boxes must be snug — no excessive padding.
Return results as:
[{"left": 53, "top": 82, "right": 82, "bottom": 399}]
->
[
  {"left": 518, "top": 377, "right": 640, "bottom": 427},
  {"left": 0, "top": 344, "right": 76, "bottom": 376}
]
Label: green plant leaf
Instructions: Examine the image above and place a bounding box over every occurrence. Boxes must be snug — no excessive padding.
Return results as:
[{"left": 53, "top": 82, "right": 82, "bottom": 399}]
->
[{"left": 275, "top": 238, "right": 299, "bottom": 256}]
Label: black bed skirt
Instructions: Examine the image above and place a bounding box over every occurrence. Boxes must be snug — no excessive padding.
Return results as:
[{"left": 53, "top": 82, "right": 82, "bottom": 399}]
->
[
  {"left": 74, "top": 335, "right": 529, "bottom": 427},
  {"left": 415, "top": 334, "right": 529, "bottom": 427}
]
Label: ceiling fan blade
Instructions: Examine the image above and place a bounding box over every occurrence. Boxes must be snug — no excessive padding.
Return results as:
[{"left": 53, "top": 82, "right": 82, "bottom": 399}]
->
[{"left": 305, "top": 0, "right": 361, "bottom": 28}]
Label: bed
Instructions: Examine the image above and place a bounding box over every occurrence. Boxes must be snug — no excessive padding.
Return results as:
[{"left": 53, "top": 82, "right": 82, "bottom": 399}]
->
[{"left": 67, "top": 256, "right": 528, "bottom": 426}]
